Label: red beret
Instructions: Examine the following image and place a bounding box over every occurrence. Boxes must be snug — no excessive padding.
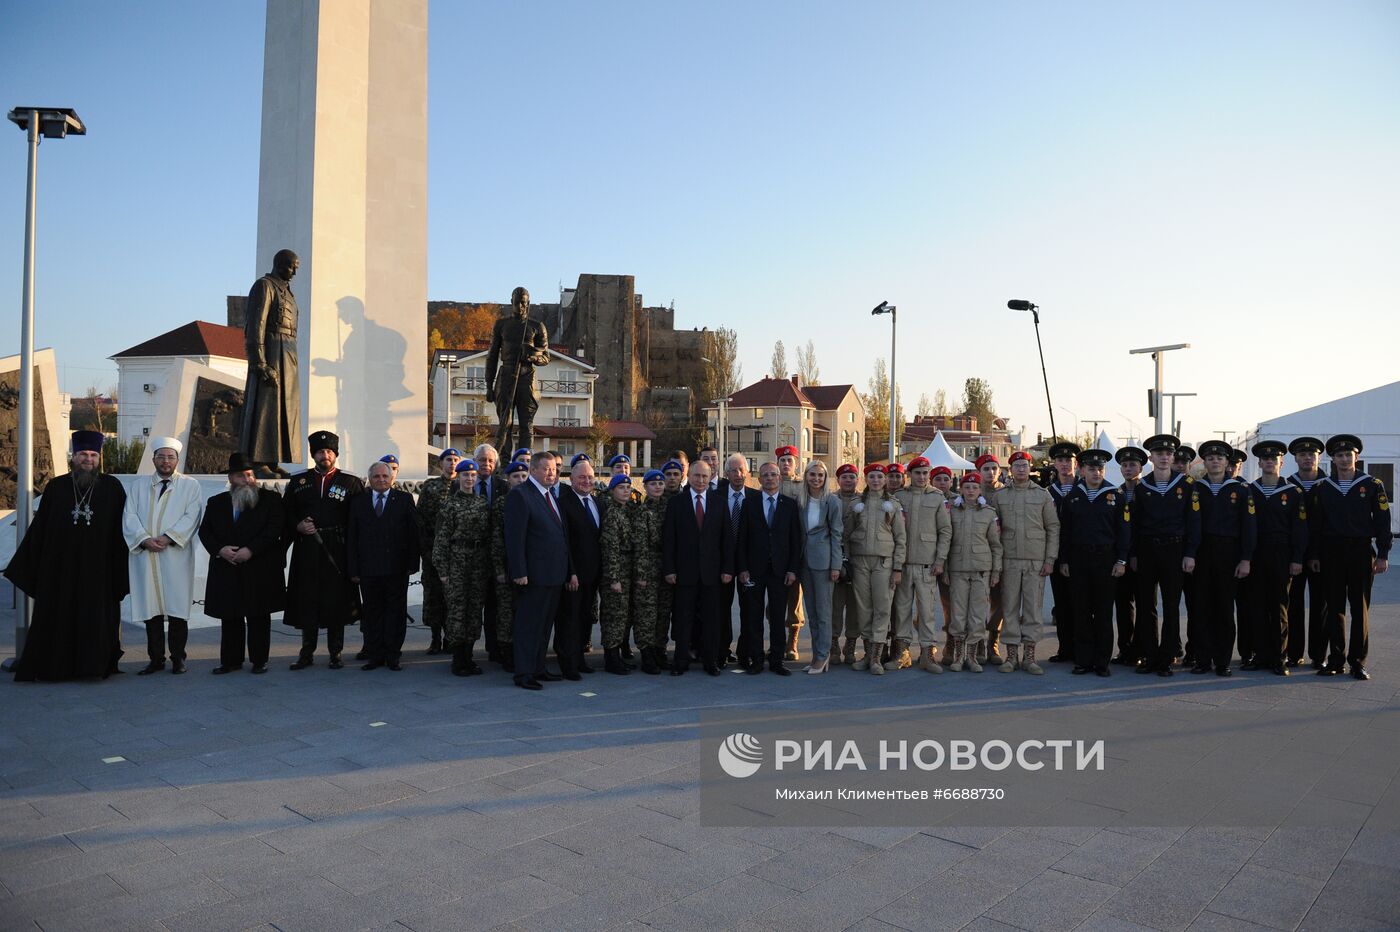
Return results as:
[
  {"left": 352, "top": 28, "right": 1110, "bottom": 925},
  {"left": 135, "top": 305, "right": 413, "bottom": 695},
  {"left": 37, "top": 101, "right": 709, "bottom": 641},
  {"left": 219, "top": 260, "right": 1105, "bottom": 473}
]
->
[
  {"left": 886, "top": 463, "right": 905, "bottom": 474},
  {"left": 863, "top": 463, "right": 886, "bottom": 475},
  {"left": 908, "top": 456, "right": 931, "bottom": 469},
  {"left": 960, "top": 471, "right": 982, "bottom": 485},
  {"left": 930, "top": 465, "right": 953, "bottom": 478},
  {"left": 975, "top": 454, "right": 1000, "bottom": 469},
  {"left": 1008, "top": 450, "right": 1032, "bottom": 465},
  {"left": 775, "top": 445, "right": 799, "bottom": 459},
  {"left": 836, "top": 464, "right": 858, "bottom": 477}
]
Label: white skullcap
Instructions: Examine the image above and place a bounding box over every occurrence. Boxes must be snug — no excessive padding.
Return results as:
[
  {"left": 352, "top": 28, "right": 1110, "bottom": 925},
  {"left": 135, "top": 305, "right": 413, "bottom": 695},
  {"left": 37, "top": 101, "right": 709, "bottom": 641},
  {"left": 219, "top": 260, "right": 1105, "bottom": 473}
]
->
[{"left": 150, "top": 436, "right": 183, "bottom": 455}]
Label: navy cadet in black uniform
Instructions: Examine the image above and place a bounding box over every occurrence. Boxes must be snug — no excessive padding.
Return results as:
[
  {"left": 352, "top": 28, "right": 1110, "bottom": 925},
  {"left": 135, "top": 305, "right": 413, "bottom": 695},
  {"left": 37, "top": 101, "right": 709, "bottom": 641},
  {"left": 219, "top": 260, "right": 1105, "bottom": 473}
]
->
[
  {"left": 1286, "top": 436, "right": 1328, "bottom": 668},
  {"left": 1131, "top": 435, "right": 1200, "bottom": 676},
  {"left": 1171, "top": 443, "right": 1200, "bottom": 666},
  {"left": 1245, "top": 440, "right": 1307, "bottom": 676},
  {"left": 1188, "top": 439, "right": 1256, "bottom": 677},
  {"left": 1227, "top": 447, "right": 1254, "bottom": 665},
  {"left": 1307, "top": 434, "right": 1391, "bottom": 680},
  {"left": 1045, "top": 441, "right": 1081, "bottom": 663},
  {"left": 1172, "top": 444, "right": 1196, "bottom": 476},
  {"left": 1058, "top": 449, "right": 1130, "bottom": 677},
  {"left": 283, "top": 431, "right": 364, "bottom": 670},
  {"left": 1112, "top": 445, "right": 1148, "bottom": 665}
]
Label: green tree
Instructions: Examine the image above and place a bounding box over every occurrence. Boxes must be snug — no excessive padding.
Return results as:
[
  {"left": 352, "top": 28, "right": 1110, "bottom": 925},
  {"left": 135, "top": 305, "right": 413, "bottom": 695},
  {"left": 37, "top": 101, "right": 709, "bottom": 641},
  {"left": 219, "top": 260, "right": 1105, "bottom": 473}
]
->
[
  {"left": 960, "top": 377, "right": 996, "bottom": 430},
  {"left": 701, "top": 327, "right": 743, "bottom": 401},
  {"left": 861, "top": 358, "right": 904, "bottom": 460}
]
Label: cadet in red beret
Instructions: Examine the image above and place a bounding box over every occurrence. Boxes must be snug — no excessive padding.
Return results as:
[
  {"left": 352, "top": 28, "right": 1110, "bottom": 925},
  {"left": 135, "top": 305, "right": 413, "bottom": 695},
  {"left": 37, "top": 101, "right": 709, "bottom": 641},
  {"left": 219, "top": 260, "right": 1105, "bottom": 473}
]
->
[
  {"left": 847, "top": 463, "right": 906, "bottom": 674},
  {"left": 831, "top": 463, "right": 864, "bottom": 664},
  {"left": 973, "top": 455, "right": 1007, "bottom": 665},
  {"left": 893, "top": 453, "right": 951, "bottom": 672}
]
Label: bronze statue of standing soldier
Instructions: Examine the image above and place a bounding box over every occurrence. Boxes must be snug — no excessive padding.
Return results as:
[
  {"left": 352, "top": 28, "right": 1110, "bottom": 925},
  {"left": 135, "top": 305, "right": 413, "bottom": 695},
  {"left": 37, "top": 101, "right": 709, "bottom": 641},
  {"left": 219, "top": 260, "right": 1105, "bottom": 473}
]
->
[
  {"left": 239, "top": 249, "right": 302, "bottom": 479},
  {"left": 484, "top": 286, "right": 550, "bottom": 459}
]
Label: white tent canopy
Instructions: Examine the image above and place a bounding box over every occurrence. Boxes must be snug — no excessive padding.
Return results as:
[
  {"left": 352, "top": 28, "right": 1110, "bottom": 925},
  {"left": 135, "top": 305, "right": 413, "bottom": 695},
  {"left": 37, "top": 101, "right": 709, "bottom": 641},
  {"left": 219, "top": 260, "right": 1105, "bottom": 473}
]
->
[
  {"left": 1094, "top": 430, "right": 1125, "bottom": 487},
  {"left": 1245, "top": 379, "right": 1400, "bottom": 532},
  {"left": 919, "top": 430, "right": 976, "bottom": 471}
]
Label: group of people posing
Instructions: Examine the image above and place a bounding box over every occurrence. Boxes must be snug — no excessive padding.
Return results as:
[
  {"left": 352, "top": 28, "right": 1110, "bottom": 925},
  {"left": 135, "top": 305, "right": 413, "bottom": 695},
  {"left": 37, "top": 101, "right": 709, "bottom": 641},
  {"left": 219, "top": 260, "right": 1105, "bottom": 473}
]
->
[{"left": 5, "top": 428, "right": 1391, "bottom": 688}]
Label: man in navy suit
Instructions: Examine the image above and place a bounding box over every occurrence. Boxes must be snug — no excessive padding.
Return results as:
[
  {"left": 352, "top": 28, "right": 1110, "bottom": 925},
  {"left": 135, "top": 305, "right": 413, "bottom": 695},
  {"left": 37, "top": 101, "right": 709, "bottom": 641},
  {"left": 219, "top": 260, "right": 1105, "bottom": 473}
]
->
[
  {"left": 347, "top": 462, "right": 421, "bottom": 670},
  {"left": 736, "top": 462, "right": 805, "bottom": 675},
  {"left": 557, "top": 458, "right": 606, "bottom": 678},
  {"left": 717, "top": 454, "right": 755, "bottom": 664},
  {"left": 505, "top": 451, "right": 572, "bottom": 690},
  {"left": 662, "top": 461, "right": 734, "bottom": 676}
]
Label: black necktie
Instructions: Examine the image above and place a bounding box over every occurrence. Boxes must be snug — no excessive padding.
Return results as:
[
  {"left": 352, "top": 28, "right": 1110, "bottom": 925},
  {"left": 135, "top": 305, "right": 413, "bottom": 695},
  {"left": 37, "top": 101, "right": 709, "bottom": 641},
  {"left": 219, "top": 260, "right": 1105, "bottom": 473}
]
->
[
  {"left": 159, "top": 479, "right": 169, "bottom": 499},
  {"left": 375, "top": 493, "right": 385, "bottom": 516}
]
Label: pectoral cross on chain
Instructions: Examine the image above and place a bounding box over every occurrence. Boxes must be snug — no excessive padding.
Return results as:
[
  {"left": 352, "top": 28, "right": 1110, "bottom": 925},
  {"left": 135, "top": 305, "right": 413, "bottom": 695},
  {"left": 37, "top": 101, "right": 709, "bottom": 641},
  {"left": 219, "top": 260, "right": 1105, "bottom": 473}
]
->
[{"left": 71, "top": 502, "right": 93, "bottom": 526}]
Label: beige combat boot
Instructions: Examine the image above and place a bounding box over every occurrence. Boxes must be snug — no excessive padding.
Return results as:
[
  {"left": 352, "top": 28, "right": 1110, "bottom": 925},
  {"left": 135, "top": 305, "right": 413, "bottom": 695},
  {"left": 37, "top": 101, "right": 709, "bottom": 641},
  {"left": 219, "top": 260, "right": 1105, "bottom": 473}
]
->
[
  {"left": 1023, "top": 642, "right": 1044, "bottom": 675},
  {"left": 919, "top": 645, "right": 944, "bottom": 674},
  {"left": 785, "top": 626, "right": 801, "bottom": 662},
  {"left": 892, "top": 639, "right": 913, "bottom": 670},
  {"left": 999, "top": 644, "right": 1018, "bottom": 674},
  {"left": 965, "top": 640, "right": 984, "bottom": 673},
  {"left": 852, "top": 639, "right": 872, "bottom": 671},
  {"left": 870, "top": 637, "right": 886, "bottom": 675}
]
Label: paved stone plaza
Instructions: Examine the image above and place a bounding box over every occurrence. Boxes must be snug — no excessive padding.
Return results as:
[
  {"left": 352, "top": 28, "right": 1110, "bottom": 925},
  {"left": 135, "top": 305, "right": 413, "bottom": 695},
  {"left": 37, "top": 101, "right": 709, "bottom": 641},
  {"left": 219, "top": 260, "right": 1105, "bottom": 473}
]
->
[{"left": 2, "top": 576, "right": 1398, "bottom": 932}]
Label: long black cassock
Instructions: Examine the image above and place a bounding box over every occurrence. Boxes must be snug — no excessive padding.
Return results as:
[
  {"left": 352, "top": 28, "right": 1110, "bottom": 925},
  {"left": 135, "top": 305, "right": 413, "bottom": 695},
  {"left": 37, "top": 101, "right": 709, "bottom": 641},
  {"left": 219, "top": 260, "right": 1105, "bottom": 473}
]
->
[{"left": 5, "top": 474, "right": 130, "bottom": 680}]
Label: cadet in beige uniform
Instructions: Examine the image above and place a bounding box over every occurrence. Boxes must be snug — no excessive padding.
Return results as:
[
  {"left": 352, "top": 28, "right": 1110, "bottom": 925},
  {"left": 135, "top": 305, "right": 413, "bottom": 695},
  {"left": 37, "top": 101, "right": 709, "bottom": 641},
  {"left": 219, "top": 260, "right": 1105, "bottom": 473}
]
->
[
  {"left": 946, "top": 471, "right": 1002, "bottom": 672},
  {"left": 776, "top": 444, "right": 806, "bottom": 660},
  {"left": 893, "top": 456, "right": 951, "bottom": 673},
  {"left": 995, "top": 450, "right": 1059, "bottom": 675},
  {"left": 830, "top": 464, "right": 864, "bottom": 663},
  {"left": 931, "top": 466, "right": 957, "bottom": 653},
  {"left": 846, "top": 464, "right": 906, "bottom": 674},
  {"left": 976, "top": 454, "right": 1006, "bottom": 664}
]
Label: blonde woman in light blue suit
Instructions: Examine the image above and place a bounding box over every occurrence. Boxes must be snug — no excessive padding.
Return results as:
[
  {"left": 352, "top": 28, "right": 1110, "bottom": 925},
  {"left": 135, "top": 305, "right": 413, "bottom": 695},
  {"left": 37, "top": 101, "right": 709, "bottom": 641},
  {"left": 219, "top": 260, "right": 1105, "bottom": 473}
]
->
[{"left": 798, "top": 460, "right": 844, "bottom": 673}]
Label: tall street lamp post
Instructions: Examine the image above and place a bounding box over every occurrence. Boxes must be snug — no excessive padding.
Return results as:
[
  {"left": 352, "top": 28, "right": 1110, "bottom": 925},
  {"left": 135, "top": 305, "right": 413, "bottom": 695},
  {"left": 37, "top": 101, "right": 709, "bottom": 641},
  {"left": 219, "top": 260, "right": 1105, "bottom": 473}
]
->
[{"left": 871, "top": 301, "right": 897, "bottom": 462}]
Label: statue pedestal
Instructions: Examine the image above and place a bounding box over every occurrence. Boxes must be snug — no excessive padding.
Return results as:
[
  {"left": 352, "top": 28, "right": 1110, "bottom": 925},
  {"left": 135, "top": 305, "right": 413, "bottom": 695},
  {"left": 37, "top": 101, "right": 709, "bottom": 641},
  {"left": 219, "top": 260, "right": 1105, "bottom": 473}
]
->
[{"left": 255, "top": 0, "right": 428, "bottom": 477}]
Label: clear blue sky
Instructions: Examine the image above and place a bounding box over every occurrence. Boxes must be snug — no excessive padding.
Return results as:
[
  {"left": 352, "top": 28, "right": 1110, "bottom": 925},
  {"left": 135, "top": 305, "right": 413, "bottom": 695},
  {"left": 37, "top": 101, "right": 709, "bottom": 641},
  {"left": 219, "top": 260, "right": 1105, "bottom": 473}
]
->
[{"left": 3, "top": 1, "right": 1397, "bottom": 448}]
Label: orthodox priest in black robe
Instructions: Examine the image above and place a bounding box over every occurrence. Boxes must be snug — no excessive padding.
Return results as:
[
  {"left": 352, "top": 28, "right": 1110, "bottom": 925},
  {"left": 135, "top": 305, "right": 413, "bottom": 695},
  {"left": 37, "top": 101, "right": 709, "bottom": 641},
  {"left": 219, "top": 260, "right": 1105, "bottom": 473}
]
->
[{"left": 5, "top": 431, "right": 130, "bottom": 681}]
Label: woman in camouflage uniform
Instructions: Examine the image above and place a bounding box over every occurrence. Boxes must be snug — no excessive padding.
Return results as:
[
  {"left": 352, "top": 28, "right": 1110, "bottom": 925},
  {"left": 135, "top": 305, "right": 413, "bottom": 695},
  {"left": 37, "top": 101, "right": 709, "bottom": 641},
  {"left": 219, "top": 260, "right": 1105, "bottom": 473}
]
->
[
  {"left": 432, "top": 459, "right": 490, "bottom": 676},
  {"left": 489, "top": 461, "right": 531, "bottom": 672},
  {"left": 631, "top": 469, "right": 669, "bottom": 674},
  {"left": 416, "top": 448, "right": 462, "bottom": 654},
  {"left": 599, "top": 474, "right": 636, "bottom": 674}
]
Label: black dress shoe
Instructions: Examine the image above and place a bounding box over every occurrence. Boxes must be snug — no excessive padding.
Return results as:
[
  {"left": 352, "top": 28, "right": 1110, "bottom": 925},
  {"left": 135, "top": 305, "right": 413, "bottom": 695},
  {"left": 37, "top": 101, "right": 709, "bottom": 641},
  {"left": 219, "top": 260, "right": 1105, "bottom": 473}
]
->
[
  {"left": 771, "top": 664, "right": 791, "bottom": 676},
  {"left": 251, "top": 664, "right": 268, "bottom": 674},
  {"left": 705, "top": 664, "right": 721, "bottom": 676},
  {"left": 1110, "top": 655, "right": 1129, "bottom": 666},
  {"left": 328, "top": 656, "right": 344, "bottom": 670},
  {"left": 1048, "top": 652, "right": 1070, "bottom": 663},
  {"left": 362, "top": 661, "right": 383, "bottom": 671},
  {"left": 563, "top": 670, "right": 582, "bottom": 681},
  {"left": 1351, "top": 665, "right": 1371, "bottom": 681},
  {"left": 1191, "top": 662, "right": 1212, "bottom": 674},
  {"left": 355, "top": 650, "right": 369, "bottom": 661},
  {"left": 211, "top": 665, "right": 238, "bottom": 675},
  {"left": 500, "top": 656, "right": 515, "bottom": 673},
  {"left": 726, "top": 650, "right": 739, "bottom": 665},
  {"left": 290, "top": 657, "right": 313, "bottom": 670},
  {"left": 516, "top": 677, "right": 543, "bottom": 690},
  {"left": 671, "top": 666, "right": 686, "bottom": 676},
  {"left": 537, "top": 671, "right": 562, "bottom": 682},
  {"left": 137, "top": 662, "right": 165, "bottom": 676},
  {"left": 387, "top": 661, "right": 402, "bottom": 672},
  {"left": 1071, "top": 665, "right": 1090, "bottom": 675},
  {"left": 579, "top": 658, "right": 595, "bottom": 673},
  {"left": 1135, "top": 663, "right": 1155, "bottom": 675},
  {"left": 1317, "top": 666, "right": 1341, "bottom": 677},
  {"left": 1310, "top": 659, "right": 1325, "bottom": 670},
  {"left": 171, "top": 660, "right": 186, "bottom": 674},
  {"left": 1240, "top": 660, "right": 1258, "bottom": 671},
  {"left": 1287, "top": 658, "right": 1304, "bottom": 668},
  {"left": 1157, "top": 666, "right": 1174, "bottom": 677},
  {"left": 1215, "top": 666, "right": 1233, "bottom": 677},
  {"left": 1095, "top": 667, "right": 1111, "bottom": 677},
  {"left": 745, "top": 662, "right": 763, "bottom": 675},
  {"left": 1273, "top": 664, "right": 1289, "bottom": 676}
]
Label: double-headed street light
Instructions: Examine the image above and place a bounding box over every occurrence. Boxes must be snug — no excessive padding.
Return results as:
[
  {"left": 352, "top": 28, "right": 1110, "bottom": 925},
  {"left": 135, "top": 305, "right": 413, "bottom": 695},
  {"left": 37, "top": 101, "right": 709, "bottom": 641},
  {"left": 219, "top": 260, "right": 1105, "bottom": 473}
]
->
[
  {"left": 4, "top": 107, "right": 85, "bottom": 672},
  {"left": 871, "top": 301, "right": 897, "bottom": 463}
]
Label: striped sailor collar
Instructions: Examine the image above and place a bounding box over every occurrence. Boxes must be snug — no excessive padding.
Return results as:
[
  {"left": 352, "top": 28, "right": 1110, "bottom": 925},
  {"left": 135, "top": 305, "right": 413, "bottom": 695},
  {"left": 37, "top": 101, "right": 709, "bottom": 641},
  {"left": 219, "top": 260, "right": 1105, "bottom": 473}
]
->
[
  {"left": 1141, "top": 472, "right": 1186, "bottom": 493},
  {"left": 1319, "top": 472, "right": 1371, "bottom": 494}
]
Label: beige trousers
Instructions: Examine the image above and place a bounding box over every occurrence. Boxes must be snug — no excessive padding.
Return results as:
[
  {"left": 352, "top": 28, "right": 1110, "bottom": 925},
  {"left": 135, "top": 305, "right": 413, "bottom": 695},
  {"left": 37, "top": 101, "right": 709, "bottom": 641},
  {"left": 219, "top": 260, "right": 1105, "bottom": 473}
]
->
[
  {"left": 851, "top": 554, "right": 895, "bottom": 644},
  {"left": 999, "top": 558, "right": 1046, "bottom": 645},
  {"left": 950, "top": 570, "right": 990, "bottom": 644},
  {"left": 893, "top": 564, "right": 940, "bottom": 648}
]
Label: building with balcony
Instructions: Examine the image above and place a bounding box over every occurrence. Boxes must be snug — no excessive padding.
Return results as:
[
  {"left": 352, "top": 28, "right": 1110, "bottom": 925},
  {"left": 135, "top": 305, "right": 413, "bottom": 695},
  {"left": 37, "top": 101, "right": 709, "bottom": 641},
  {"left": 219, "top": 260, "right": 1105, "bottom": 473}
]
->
[
  {"left": 430, "top": 346, "right": 657, "bottom": 468},
  {"left": 705, "top": 375, "right": 865, "bottom": 476},
  {"left": 897, "top": 413, "right": 1017, "bottom": 464}
]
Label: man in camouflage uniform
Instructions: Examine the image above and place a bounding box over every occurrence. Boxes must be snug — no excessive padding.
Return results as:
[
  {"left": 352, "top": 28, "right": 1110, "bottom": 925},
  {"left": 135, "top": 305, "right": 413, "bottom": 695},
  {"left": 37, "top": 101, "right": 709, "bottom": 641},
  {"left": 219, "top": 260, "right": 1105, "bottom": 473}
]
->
[
  {"left": 417, "top": 448, "right": 462, "bottom": 654},
  {"left": 632, "top": 469, "right": 670, "bottom": 674},
  {"left": 433, "top": 459, "right": 490, "bottom": 675},
  {"left": 975, "top": 454, "right": 1007, "bottom": 664},
  {"left": 599, "top": 474, "right": 636, "bottom": 673},
  {"left": 490, "top": 461, "right": 531, "bottom": 671}
]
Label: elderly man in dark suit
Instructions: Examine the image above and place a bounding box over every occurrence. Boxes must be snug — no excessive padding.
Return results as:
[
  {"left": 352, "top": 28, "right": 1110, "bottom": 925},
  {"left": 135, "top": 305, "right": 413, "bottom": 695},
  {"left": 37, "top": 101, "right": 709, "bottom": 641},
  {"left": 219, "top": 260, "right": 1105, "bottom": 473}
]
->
[
  {"left": 198, "top": 453, "right": 287, "bottom": 675},
  {"left": 505, "top": 451, "right": 572, "bottom": 690},
  {"left": 347, "top": 461, "right": 421, "bottom": 671},
  {"left": 736, "top": 462, "right": 805, "bottom": 675},
  {"left": 557, "top": 458, "right": 606, "bottom": 678},
  {"left": 662, "top": 461, "right": 735, "bottom": 676}
]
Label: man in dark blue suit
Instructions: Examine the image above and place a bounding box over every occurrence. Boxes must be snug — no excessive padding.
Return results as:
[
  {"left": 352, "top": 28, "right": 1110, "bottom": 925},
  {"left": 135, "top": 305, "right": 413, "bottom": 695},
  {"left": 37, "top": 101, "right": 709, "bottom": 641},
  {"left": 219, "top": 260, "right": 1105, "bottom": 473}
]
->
[
  {"left": 504, "top": 451, "right": 572, "bottom": 690},
  {"left": 662, "top": 461, "right": 734, "bottom": 676},
  {"left": 347, "top": 462, "right": 421, "bottom": 671},
  {"left": 736, "top": 462, "right": 805, "bottom": 675}
]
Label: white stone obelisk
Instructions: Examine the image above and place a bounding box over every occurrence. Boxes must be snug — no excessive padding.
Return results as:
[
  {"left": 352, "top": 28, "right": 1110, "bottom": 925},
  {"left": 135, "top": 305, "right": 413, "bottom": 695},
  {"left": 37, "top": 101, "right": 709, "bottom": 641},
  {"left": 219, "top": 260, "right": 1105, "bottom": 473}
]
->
[{"left": 254, "top": 0, "right": 427, "bottom": 477}]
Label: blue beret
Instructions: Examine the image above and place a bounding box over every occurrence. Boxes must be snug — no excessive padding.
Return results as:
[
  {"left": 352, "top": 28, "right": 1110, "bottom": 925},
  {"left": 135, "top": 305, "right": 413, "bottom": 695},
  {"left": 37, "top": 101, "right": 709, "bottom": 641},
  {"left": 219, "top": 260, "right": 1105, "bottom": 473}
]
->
[
  {"left": 661, "top": 459, "right": 684, "bottom": 473},
  {"left": 608, "top": 454, "right": 631, "bottom": 466},
  {"left": 505, "top": 461, "right": 529, "bottom": 475},
  {"left": 454, "top": 459, "right": 478, "bottom": 473},
  {"left": 439, "top": 448, "right": 463, "bottom": 461},
  {"left": 570, "top": 452, "right": 591, "bottom": 467},
  {"left": 379, "top": 453, "right": 399, "bottom": 465},
  {"left": 513, "top": 448, "right": 532, "bottom": 459},
  {"left": 643, "top": 469, "right": 665, "bottom": 483},
  {"left": 608, "top": 474, "right": 632, "bottom": 490}
]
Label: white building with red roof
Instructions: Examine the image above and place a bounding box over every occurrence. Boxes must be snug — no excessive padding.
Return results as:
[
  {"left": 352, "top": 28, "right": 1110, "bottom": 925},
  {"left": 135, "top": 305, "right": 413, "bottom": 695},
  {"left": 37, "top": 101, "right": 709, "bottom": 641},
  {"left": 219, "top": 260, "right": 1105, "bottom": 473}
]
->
[{"left": 111, "top": 321, "right": 248, "bottom": 444}]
